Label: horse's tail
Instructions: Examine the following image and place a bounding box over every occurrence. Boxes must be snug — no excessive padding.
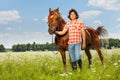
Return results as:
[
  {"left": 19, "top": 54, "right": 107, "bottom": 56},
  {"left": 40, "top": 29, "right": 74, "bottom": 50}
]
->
[
  {"left": 96, "top": 26, "right": 108, "bottom": 37},
  {"left": 96, "top": 26, "right": 109, "bottom": 48}
]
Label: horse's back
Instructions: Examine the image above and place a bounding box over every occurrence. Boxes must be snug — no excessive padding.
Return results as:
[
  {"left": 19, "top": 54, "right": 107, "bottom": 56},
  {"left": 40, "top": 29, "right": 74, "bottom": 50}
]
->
[{"left": 85, "top": 26, "right": 100, "bottom": 46}]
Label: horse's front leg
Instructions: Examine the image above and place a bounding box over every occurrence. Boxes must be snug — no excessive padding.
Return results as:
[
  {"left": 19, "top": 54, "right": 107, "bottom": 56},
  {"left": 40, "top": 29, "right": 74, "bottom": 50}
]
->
[{"left": 59, "top": 49, "right": 66, "bottom": 71}]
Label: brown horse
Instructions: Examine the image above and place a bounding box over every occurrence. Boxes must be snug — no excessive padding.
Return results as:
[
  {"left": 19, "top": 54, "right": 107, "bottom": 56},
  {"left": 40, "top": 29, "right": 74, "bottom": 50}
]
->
[{"left": 48, "top": 8, "right": 108, "bottom": 71}]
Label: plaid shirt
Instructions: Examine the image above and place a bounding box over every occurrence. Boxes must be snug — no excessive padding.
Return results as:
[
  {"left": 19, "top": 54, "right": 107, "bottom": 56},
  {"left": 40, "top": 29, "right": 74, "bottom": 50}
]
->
[{"left": 64, "top": 20, "right": 84, "bottom": 44}]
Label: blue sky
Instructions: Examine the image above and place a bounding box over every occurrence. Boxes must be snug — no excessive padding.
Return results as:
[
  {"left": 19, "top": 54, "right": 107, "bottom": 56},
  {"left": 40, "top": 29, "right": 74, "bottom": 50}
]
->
[{"left": 0, "top": 0, "right": 120, "bottom": 48}]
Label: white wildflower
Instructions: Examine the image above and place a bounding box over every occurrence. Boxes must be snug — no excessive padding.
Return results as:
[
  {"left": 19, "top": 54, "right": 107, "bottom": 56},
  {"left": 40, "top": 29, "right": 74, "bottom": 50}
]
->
[
  {"left": 59, "top": 73, "right": 68, "bottom": 78},
  {"left": 106, "top": 74, "right": 111, "bottom": 77},
  {"left": 68, "top": 72, "right": 72, "bottom": 75},
  {"left": 113, "top": 62, "right": 118, "bottom": 66},
  {"left": 45, "top": 63, "right": 48, "bottom": 66},
  {"left": 118, "top": 60, "right": 120, "bottom": 63},
  {"left": 90, "top": 64, "right": 93, "bottom": 68},
  {"left": 92, "top": 70, "right": 96, "bottom": 72},
  {"left": 91, "top": 68, "right": 96, "bottom": 72}
]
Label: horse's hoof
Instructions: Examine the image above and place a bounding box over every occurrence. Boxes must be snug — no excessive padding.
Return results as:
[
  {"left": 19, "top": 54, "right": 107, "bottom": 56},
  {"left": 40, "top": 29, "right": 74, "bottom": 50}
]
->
[{"left": 88, "top": 65, "right": 92, "bottom": 68}]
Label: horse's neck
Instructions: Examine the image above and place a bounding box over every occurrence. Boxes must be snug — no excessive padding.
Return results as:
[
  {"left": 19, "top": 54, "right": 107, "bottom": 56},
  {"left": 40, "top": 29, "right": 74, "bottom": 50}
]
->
[
  {"left": 57, "top": 18, "right": 66, "bottom": 31},
  {"left": 55, "top": 16, "right": 68, "bottom": 38},
  {"left": 56, "top": 18, "right": 68, "bottom": 38}
]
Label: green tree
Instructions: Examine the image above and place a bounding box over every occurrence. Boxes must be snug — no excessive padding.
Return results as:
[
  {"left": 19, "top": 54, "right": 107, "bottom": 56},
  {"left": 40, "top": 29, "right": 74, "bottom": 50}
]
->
[{"left": 0, "top": 44, "right": 5, "bottom": 52}]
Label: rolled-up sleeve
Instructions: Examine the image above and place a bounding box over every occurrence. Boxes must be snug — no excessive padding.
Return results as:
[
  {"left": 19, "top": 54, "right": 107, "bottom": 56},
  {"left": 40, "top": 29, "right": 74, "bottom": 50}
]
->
[
  {"left": 80, "top": 22, "right": 84, "bottom": 29},
  {"left": 64, "top": 23, "right": 69, "bottom": 31}
]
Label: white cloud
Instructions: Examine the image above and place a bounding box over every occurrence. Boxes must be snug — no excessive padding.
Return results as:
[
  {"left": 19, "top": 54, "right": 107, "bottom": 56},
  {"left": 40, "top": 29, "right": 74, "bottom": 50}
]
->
[
  {"left": 79, "top": 10, "right": 102, "bottom": 21},
  {"left": 115, "top": 24, "right": 120, "bottom": 28},
  {"left": 93, "top": 20, "right": 102, "bottom": 25},
  {"left": 43, "top": 16, "right": 48, "bottom": 22},
  {"left": 117, "top": 18, "right": 120, "bottom": 22},
  {"left": 0, "top": 10, "right": 20, "bottom": 24},
  {"left": 88, "top": 0, "right": 120, "bottom": 10},
  {"left": 33, "top": 18, "right": 39, "bottom": 22},
  {"left": 0, "top": 32, "right": 52, "bottom": 48},
  {"left": 5, "top": 27, "right": 13, "bottom": 31},
  {"left": 115, "top": 18, "right": 120, "bottom": 28},
  {"left": 108, "top": 32, "right": 120, "bottom": 39}
]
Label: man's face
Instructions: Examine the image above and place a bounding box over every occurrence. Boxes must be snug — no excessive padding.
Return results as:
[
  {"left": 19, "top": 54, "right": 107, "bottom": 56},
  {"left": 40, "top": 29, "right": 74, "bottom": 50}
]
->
[{"left": 70, "top": 12, "right": 76, "bottom": 20}]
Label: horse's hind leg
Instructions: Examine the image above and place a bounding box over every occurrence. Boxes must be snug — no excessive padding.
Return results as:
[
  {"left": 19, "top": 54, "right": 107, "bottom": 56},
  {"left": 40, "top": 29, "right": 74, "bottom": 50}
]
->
[
  {"left": 94, "top": 45, "right": 104, "bottom": 65},
  {"left": 85, "top": 47, "right": 92, "bottom": 68},
  {"left": 59, "top": 49, "right": 67, "bottom": 71}
]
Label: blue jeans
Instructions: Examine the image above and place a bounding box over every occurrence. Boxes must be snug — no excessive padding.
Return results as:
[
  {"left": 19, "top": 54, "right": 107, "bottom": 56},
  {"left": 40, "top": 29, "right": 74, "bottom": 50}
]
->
[{"left": 68, "top": 43, "right": 81, "bottom": 62}]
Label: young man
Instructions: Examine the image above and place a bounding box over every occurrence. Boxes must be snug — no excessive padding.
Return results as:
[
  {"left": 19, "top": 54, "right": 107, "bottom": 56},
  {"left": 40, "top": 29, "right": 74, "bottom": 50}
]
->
[{"left": 55, "top": 9, "right": 86, "bottom": 70}]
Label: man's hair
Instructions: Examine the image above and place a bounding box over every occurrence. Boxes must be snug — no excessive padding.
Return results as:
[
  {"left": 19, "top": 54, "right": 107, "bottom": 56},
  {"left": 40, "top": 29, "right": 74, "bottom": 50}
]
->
[{"left": 68, "top": 9, "right": 79, "bottom": 20}]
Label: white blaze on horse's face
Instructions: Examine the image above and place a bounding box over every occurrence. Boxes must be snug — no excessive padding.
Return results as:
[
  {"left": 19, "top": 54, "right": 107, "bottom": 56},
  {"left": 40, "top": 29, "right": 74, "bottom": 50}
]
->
[
  {"left": 48, "top": 15, "right": 55, "bottom": 34},
  {"left": 48, "top": 11, "right": 58, "bottom": 35},
  {"left": 50, "top": 15, "right": 54, "bottom": 18}
]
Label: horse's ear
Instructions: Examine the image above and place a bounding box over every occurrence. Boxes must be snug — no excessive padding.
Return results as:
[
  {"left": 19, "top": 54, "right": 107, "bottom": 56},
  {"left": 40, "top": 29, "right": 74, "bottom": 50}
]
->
[
  {"left": 49, "top": 8, "right": 51, "bottom": 13},
  {"left": 55, "top": 8, "right": 59, "bottom": 12}
]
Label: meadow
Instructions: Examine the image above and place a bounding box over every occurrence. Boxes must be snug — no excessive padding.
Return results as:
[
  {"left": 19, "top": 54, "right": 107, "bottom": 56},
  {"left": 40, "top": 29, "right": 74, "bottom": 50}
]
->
[{"left": 0, "top": 48, "right": 120, "bottom": 80}]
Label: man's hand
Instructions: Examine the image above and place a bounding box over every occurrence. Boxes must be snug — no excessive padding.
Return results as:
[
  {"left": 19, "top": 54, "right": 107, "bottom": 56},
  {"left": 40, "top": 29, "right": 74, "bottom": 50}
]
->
[{"left": 82, "top": 43, "right": 86, "bottom": 49}]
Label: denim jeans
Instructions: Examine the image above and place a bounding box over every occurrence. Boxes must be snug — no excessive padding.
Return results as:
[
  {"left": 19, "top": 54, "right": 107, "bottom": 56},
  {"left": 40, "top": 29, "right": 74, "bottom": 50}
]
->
[{"left": 68, "top": 43, "right": 81, "bottom": 62}]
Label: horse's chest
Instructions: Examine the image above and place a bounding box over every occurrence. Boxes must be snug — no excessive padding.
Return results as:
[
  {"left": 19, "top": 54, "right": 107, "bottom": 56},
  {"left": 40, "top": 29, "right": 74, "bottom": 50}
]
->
[{"left": 55, "top": 36, "right": 68, "bottom": 50}]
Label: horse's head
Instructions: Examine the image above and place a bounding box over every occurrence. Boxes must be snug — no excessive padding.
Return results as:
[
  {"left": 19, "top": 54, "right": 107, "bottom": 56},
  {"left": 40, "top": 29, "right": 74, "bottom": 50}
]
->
[{"left": 48, "top": 8, "right": 60, "bottom": 35}]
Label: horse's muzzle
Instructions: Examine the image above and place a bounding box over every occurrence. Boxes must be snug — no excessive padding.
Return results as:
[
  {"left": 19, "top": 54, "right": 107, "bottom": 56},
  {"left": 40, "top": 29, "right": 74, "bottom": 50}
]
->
[{"left": 48, "top": 28, "right": 55, "bottom": 35}]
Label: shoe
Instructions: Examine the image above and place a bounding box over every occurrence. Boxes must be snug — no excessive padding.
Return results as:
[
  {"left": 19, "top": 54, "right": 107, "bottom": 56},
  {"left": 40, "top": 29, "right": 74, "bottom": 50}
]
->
[
  {"left": 71, "top": 61, "right": 77, "bottom": 71},
  {"left": 78, "top": 59, "right": 82, "bottom": 70}
]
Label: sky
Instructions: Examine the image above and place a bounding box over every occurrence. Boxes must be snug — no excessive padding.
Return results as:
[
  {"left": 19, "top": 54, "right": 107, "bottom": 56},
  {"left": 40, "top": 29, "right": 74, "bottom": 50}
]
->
[{"left": 0, "top": 0, "right": 120, "bottom": 48}]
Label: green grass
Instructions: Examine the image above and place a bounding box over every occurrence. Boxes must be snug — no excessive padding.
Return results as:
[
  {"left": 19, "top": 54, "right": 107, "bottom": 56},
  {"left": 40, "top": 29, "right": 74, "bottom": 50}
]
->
[{"left": 0, "top": 49, "right": 120, "bottom": 80}]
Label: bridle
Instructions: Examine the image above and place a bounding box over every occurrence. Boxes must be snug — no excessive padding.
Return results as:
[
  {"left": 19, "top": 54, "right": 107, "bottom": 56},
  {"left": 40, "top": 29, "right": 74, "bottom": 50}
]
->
[{"left": 48, "top": 11, "right": 61, "bottom": 33}]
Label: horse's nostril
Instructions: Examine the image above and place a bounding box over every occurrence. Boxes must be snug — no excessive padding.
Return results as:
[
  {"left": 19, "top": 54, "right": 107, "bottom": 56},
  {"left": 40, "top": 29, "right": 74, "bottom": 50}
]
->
[
  {"left": 49, "top": 29, "right": 52, "bottom": 32},
  {"left": 48, "top": 28, "right": 54, "bottom": 34}
]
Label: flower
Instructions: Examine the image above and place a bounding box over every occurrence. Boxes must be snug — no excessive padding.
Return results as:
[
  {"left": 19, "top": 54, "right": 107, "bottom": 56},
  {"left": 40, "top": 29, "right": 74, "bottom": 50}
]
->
[
  {"left": 91, "top": 68, "right": 96, "bottom": 72},
  {"left": 118, "top": 60, "right": 120, "bottom": 63},
  {"left": 106, "top": 74, "right": 111, "bottom": 77},
  {"left": 113, "top": 62, "right": 118, "bottom": 66},
  {"left": 59, "top": 73, "right": 68, "bottom": 78},
  {"left": 68, "top": 72, "right": 72, "bottom": 75}
]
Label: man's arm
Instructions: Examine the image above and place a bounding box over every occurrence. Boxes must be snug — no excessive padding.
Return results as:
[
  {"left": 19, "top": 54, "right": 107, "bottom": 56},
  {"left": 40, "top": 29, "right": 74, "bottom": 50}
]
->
[
  {"left": 55, "top": 28, "right": 68, "bottom": 35},
  {"left": 81, "top": 28, "right": 86, "bottom": 49}
]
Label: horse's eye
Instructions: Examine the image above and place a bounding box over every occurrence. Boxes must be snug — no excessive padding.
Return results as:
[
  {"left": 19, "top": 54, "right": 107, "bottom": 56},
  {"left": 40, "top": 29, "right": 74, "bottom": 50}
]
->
[{"left": 56, "top": 17, "right": 60, "bottom": 21}]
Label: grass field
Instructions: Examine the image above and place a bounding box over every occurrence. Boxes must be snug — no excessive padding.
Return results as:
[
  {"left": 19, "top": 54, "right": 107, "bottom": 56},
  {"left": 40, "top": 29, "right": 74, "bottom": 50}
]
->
[{"left": 0, "top": 48, "right": 120, "bottom": 80}]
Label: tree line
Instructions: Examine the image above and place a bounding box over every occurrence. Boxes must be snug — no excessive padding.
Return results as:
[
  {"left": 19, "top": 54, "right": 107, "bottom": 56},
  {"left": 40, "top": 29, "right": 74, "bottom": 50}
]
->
[
  {"left": 12, "top": 42, "right": 58, "bottom": 52},
  {"left": 0, "top": 38, "right": 120, "bottom": 52}
]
